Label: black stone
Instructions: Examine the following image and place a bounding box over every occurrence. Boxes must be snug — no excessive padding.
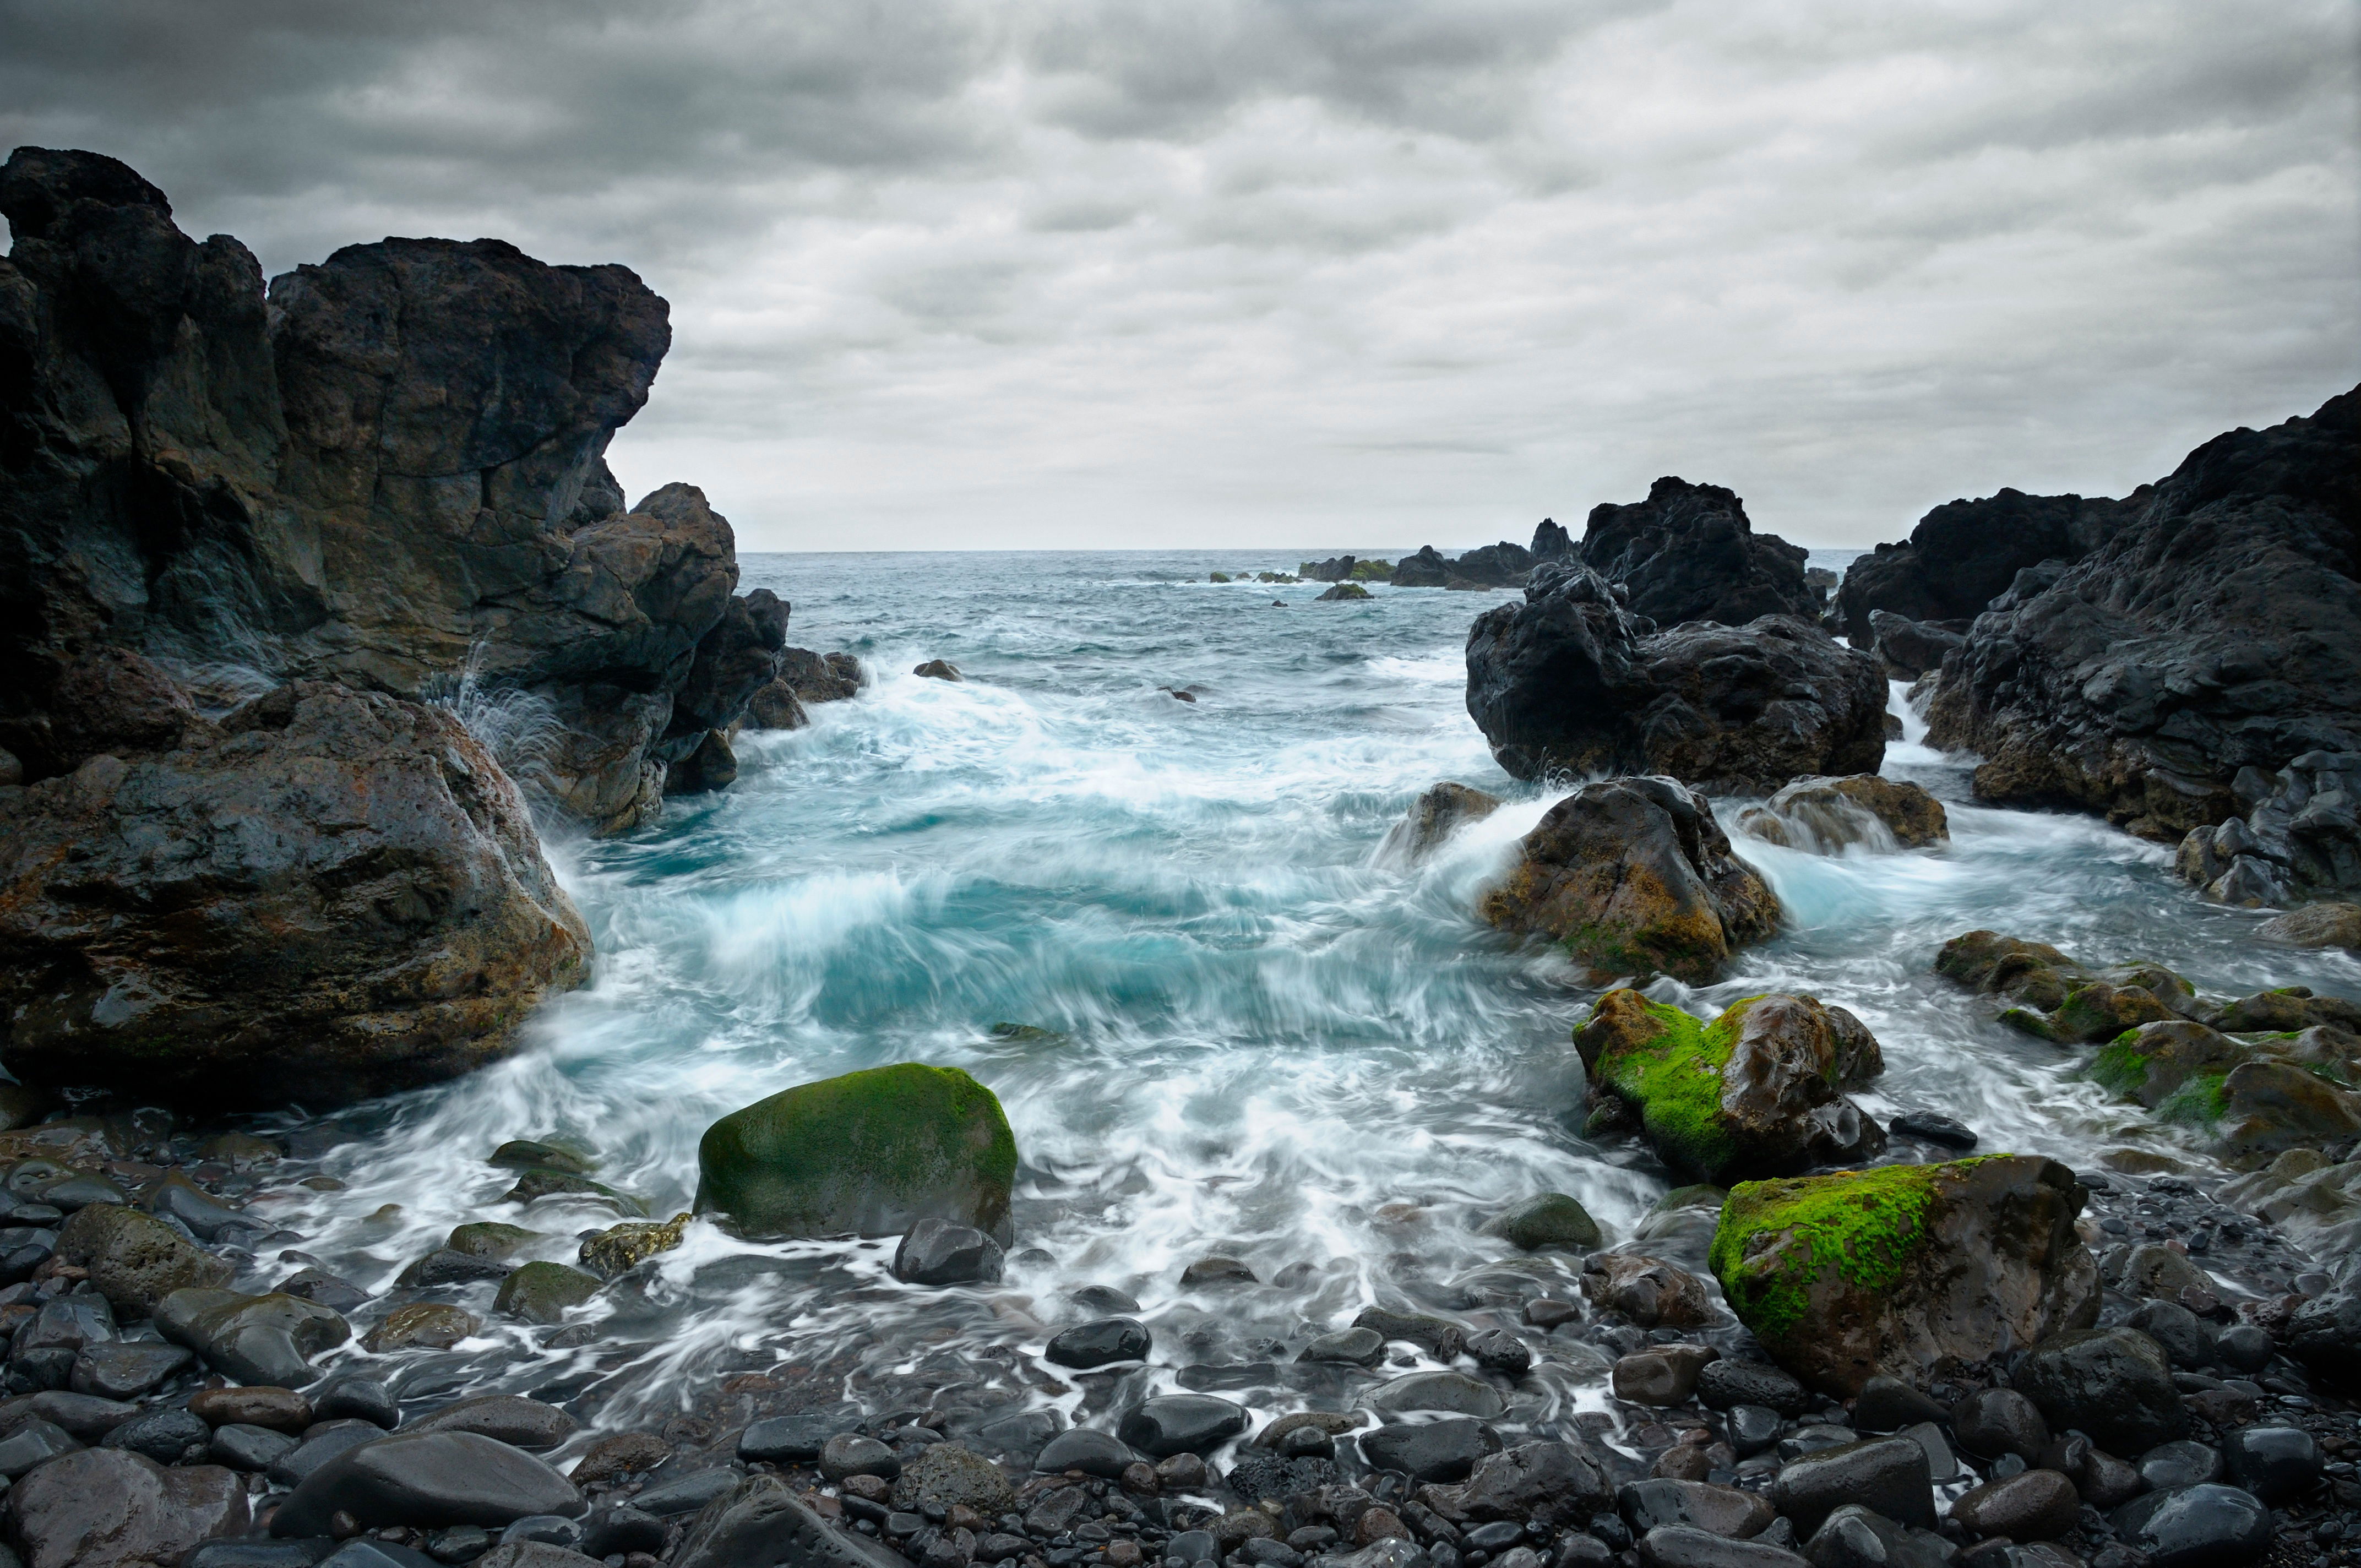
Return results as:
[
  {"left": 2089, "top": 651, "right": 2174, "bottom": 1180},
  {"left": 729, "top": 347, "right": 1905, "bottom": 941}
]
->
[
  {"left": 272, "top": 1430, "right": 582, "bottom": 1534},
  {"left": 101, "top": 1405, "right": 210, "bottom": 1463},
  {"left": 1118, "top": 1396, "right": 1249, "bottom": 1457},
  {"left": 2110, "top": 1483, "right": 2272, "bottom": 1568},
  {"left": 739, "top": 1412, "right": 846, "bottom": 1463},
  {"left": 2221, "top": 1424, "right": 2320, "bottom": 1504},
  {"left": 2012, "top": 1328, "right": 2185, "bottom": 1455},
  {"left": 1356, "top": 1418, "right": 1502, "bottom": 1483},
  {"left": 1849, "top": 1378, "right": 1946, "bottom": 1434},
  {"left": 582, "top": 1506, "right": 667, "bottom": 1558},
  {"left": 211, "top": 1422, "right": 301, "bottom": 1471},
  {"left": 1887, "top": 1113, "right": 1976, "bottom": 1150},
  {"left": 893, "top": 1219, "right": 1005, "bottom": 1287},
  {"left": 1950, "top": 1388, "right": 2048, "bottom": 1460},
  {"left": 635, "top": 1467, "right": 743, "bottom": 1515},
  {"left": 313, "top": 1375, "right": 401, "bottom": 1429},
  {"left": 1695, "top": 1362, "right": 1807, "bottom": 1418},
  {"left": 1046, "top": 1317, "right": 1151, "bottom": 1369},
  {"left": 1768, "top": 1438, "right": 1933, "bottom": 1534},
  {"left": 1034, "top": 1427, "right": 1143, "bottom": 1478},
  {"left": 1723, "top": 1407, "right": 1781, "bottom": 1459}
]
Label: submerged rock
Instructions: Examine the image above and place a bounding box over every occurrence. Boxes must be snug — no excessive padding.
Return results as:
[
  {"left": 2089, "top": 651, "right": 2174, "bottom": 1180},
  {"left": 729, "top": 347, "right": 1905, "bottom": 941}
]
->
[
  {"left": 1574, "top": 989, "right": 1884, "bottom": 1183},
  {"left": 694, "top": 1063, "right": 1018, "bottom": 1243},
  {"left": 1378, "top": 781, "right": 1502, "bottom": 864},
  {"left": 1573, "top": 477, "right": 1820, "bottom": 628},
  {"left": 1926, "top": 384, "right": 2359, "bottom": 841},
  {"left": 1735, "top": 775, "right": 1947, "bottom": 854},
  {"left": 1478, "top": 776, "right": 1780, "bottom": 984},
  {"left": 1708, "top": 1156, "right": 2098, "bottom": 1396},
  {"left": 1478, "top": 1192, "right": 1602, "bottom": 1252},
  {"left": 0, "top": 684, "right": 590, "bottom": 1109},
  {"left": 1316, "top": 582, "right": 1373, "bottom": 602},
  {"left": 1464, "top": 562, "right": 1885, "bottom": 790}
]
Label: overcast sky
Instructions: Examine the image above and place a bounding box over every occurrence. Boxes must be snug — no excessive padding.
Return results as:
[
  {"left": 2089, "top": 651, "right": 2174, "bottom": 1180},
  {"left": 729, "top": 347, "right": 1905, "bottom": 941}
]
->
[{"left": 7, "top": 1, "right": 2357, "bottom": 552}]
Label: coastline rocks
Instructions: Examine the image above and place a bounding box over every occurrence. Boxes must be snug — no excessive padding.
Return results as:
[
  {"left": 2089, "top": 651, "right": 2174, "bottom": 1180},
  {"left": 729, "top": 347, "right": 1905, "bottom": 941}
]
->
[
  {"left": 1316, "top": 583, "right": 1372, "bottom": 602},
  {"left": 1574, "top": 990, "right": 1884, "bottom": 1182},
  {"left": 0, "top": 683, "right": 590, "bottom": 1107},
  {"left": 2110, "top": 1483, "right": 2272, "bottom": 1568},
  {"left": 1478, "top": 1192, "right": 1602, "bottom": 1252},
  {"left": 1478, "top": 776, "right": 1780, "bottom": 984},
  {"left": 2258, "top": 899, "right": 2361, "bottom": 950},
  {"left": 2010, "top": 1327, "right": 2185, "bottom": 1454},
  {"left": 694, "top": 1063, "right": 1018, "bottom": 1243},
  {"left": 1465, "top": 564, "right": 1885, "bottom": 790},
  {"left": 2174, "top": 750, "right": 2361, "bottom": 905},
  {"left": 1707, "top": 1156, "right": 2098, "bottom": 1396},
  {"left": 1574, "top": 477, "right": 1820, "bottom": 628},
  {"left": 494, "top": 1262, "right": 601, "bottom": 1325},
  {"left": 1838, "top": 488, "right": 2137, "bottom": 640},
  {"left": 53, "top": 1203, "right": 232, "bottom": 1315},
  {"left": 913, "top": 659, "right": 962, "bottom": 680},
  {"left": 674, "top": 1476, "right": 909, "bottom": 1568},
  {"left": 1925, "top": 385, "right": 2359, "bottom": 840},
  {"left": 1862, "top": 611, "right": 1964, "bottom": 681},
  {"left": 9, "top": 1448, "right": 249, "bottom": 1568},
  {"left": 1735, "top": 776, "right": 1948, "bottom": 854},
  {"left": 1300, "top": 556, "right": 1357, "bottom": 582},
  {"left": 154, "top": 1288, "right": 350, "bottom": 1387},
  {"left": 1377, "top": 781, "right": 1501, "bottom": 865},
  {"left": 1578, "top": 1253, "right": 1712, "bottom": 1329},
  {"left": 891, "top": 1218, "right": 1005, "bottom": 1286},
  {"left": 273, "top": 1430, "right": 583, "bottom": 1534},
  {"left": 1117, "top": 1395, "right": 1248, "bottom": 1456}
]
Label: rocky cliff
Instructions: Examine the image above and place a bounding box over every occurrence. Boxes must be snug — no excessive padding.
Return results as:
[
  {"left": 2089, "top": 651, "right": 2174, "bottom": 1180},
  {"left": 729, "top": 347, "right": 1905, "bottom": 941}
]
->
[
  {"left": 1927, "top": 385, "right": 2359, "bottom": 842},
  {"left": 0, "top": 146, "right": 784, "bottom": 832},
  {"left": 0, "top": 146, "right": 785, "bottom": 1106},
  {"left": 1837, "top": 487, "right": 2147, "bottom": 643}
]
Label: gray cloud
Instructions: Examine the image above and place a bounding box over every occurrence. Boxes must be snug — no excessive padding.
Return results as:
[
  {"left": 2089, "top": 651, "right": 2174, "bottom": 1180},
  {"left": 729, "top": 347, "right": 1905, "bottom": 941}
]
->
[{"left": 4, "top": 0, "right": 2354, "bottom": 551}]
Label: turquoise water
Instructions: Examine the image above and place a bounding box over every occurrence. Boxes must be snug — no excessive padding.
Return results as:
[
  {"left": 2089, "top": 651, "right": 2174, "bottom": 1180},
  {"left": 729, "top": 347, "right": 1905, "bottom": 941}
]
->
[{"left": 255, "top": 549, "right": 2361, "bottom": 1431}]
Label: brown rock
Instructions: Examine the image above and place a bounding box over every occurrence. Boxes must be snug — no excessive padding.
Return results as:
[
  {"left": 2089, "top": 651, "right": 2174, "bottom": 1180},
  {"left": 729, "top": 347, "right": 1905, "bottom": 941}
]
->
[
  {"left": 188, "top": 1386, "right": 312, "bottom": 1434},
  {"left": 1612, "top": 1345, "right": 1720, "bottom": 1406},
  {"left": 1737, "top": 775, "right": 1949, "bottom": 852},
  {"left": 0, "top": 684, "right": 589, "bottom": 1108},
  {"left": 362, "top": 1303, "right": 482, "bottom": 1353},
  {"left": 2259, "top": 902, "right": 2361, "bottom": 952},
  {"left": 8, "top": 1448, "right": 249, "bottom": 1568},
  {"left": 1951, "top": 1468, "right": 2080, "bottom": 1541},
  {"left": 1352, "top": 1509, "right": 1411, "bottom": 1547},
  {"left": 568, "top": 1431, "right": 673, "bottom": 1488},
  {"left": 1579, "top": 1253, "right": 1713, "bottom": 1330},
  {"left": 1379, "top": 782, "right": 1503, "bottom": 864},
  {"left": 52, "top": 1203, "right": 234, "bottom": 1316},
  {"left": 1479, "top": 776, "right": 1779, "bottom": 984}
]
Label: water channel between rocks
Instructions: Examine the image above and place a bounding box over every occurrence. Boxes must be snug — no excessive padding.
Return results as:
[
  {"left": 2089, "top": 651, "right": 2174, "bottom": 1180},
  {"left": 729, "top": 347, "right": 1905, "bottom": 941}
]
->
[{"left": 227, "top": 549, "right": 2361, "bottom": 1441}]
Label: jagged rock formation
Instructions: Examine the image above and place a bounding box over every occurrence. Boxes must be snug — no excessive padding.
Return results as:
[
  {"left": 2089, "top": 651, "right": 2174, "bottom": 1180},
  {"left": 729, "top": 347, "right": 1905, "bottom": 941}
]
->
[
  {"left": 1838, "top": 488, "right": 2145, "bottom": 643},
  {"left": 2175, "top": 752, "right": 2361, "bottom": 906},
  {"left": 1927, "top": 386, "right": 2359, "bottom": 840},
  {"left": 0, "top": 146, "right": 785, "bottom": 831},
  {"left": 1575, "top": 477, "right": 1819, "bottom": 627},
  {"left": 1529, "top": 518, "right": 1573, "bottom": 559},
  {"left": 1465, "top": 563, "right": 1885, "bottom": 790},
  {"left": 0, "top": 145, "right": 780, "bottom": 1105}
]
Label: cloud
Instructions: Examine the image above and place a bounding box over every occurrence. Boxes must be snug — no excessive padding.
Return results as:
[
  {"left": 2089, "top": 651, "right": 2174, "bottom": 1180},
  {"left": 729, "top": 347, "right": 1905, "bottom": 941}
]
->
[{"left": 3, "top": 0, "right": 2354, "bottom": 550}]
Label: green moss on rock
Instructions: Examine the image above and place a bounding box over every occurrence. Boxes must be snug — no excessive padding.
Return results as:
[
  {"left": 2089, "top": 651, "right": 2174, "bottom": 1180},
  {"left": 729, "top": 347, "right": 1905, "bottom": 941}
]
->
[
  {"left": 1710, "top": 1160, "right": 1994, "bottom": 1343},
  {"left": 2156, "top": 1072, "right": 2229, "bottom": 1126},
  {"left": 694, "top": 1062, "right": 1018, "bottom": 1242}
]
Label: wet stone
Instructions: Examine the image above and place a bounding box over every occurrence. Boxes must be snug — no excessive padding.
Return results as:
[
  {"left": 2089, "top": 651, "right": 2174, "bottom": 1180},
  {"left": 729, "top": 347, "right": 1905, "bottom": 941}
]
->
[
  {"left": 0, "top": 1416, "right": 81, "bottom": 1478},
  {"left": 738, "top": 1413, "right": 842, "bottom": 1463},
  {"left": 399, "top": 1250, "right": 515, "bottom": 1288},
  {"left": 11, "top": 1447, "right": 250, "bottom": 1568},
  {"left": 1950, "top": 1387, "right": 2048, "bottom": 1461},
  {"left": 2110, "top": 1483, "right": 2272, "bottom": 1568},
  {"left": 1769, "top": 1437, "right": 1934, "bottom": 1534},
  {"left": 1299, "top": 1328, "right": 1386, "bottom": 1368},
  {"left": 1362, "top": 1371, "right": 1504, "bottom": 1419},
  {"left": 1616, "top": 1479, "right": 1774, "bottom": 1539},
  {"left": 1889, "top": 1113, "right": 1978, "bottom": 1149},
  {"left": 1633, "top": 1523, "right": 1805, "bottom": 1567},
  {"left": 271, "top": 1430, "right": 584, "bottom": 1536},
  {"left": 409, "top": 1396, "right": 579, "bottom": 1451},
  {"left": 580, "top": 1506, "right": 666, "bottom": 1558},
  {"left": 1723, "top": 1407, "right": 1781, "bottom": 1458},
  {"left": 892, "top": 1444, "right": 1016, "bottom": 1517},
  {"left": 275, "top": 1269, "right": 372, "bottom": 1314},
  {"left": 893, "top": 1219, "right": 1004, "bottom": 1287},
  {"left": 1950, "top": 1468, "right": 2080, "bottom": 1542},
  {"left": 101, "top": 1404, "right": 210, "bottom": 1463},
  {"left": 493, "top": 1263, "right": 601, "bottom": 1325},
  {"left": 633, "top": 1467, "right": 741, "bottom": 1515},
  {"left": 192, "top": 1385, "right": 315, "bottom": 1432},
  {"left": 1180, "top": 1257, "right": 1258, "bottom": 1288},
  {"left": 268, "top": 1420, "right": 394, "bottom": 1488},
  {"left": 822, "top": 1433, "right": 903, "bottom": 1481},
  {"left": 1694, "top": 1362, "right": 1804, "bottom": 1418},
  {"left": 313, "top": 1375, "right": 399, "bottom": 1429},
  {"left": 211, "top": 1422, "right": 301, "bottom": 1471},
  {"left": 1849, "top": 1377, "right": 1946, "bottom": 1433},
  {"left": 2137, "top": 1439, "right": 2222, "bottom": 1491},
  {"left": 2219, "top": 1423, "right": 2320, "bottom": 1503},
  {"left": 1047, "top": 1317, "right": 1151, "bottom": 1369},
  {"left": 69, "top": 1339, "right": 193, "bottom": 1400},
  {"left": 1464, "top": 1330, "right": 1531, "bottom": 1375}
]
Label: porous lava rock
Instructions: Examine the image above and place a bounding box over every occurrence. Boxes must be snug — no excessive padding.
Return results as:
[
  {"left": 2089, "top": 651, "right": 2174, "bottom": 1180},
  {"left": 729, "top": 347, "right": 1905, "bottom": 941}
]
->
[
  {"left": 1575, "top": 989, "right": 1885, "bottom": 1182},
  {"left": 1478, "top": 776, "right": 1779, "bottom": 983},
  {"left": 1575, "top": 477, "right": 1820, "bottom": 627},
  {"left": 1926, "top": 385, "right": 2359, "bottom": 840},
  {"left": 695, "top": 1063, "right": 1018, "bottom": 1243},
  {"left": 1465, "top": 564, "right": 1884, "bottom": 790},
  {"left": 1708, "top": 1155, "right": 2098, "bottom": 1396}
]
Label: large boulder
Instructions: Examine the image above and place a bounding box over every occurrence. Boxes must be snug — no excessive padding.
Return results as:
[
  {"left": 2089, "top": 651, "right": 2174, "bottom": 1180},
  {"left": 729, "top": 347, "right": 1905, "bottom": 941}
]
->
[
  {"left": 52, "top": 1205, "right": 232, "bottom": 1316},
  {"left": 1837, "top": 487, "right": 2141, "bottom": 641},
  {"left": 2011, "top": 1327, "right": 2186, "bottom": 1455},
  {"left": 1465, "top": 563, "right": 1885, "bottom": 790},
  {"left": 694, "top": 1063, "right": 1018, "bottom": 1243},
  {"left": 8, "top": 1448, "right": 248, "bottom": 1568},
  {"left": 1926, "top": 385, "right": 2360, "bottom": 840},
  {"left": 0, "top": 683, "right": 589, "bottom": 1107},
  {"left": 1575, "top": 478, "right": 1820, "bottom": 627},
  {"left": 154, "top": 1288, "right": 351, "bottom": 1386},
  {"left": 1708, "top": 1156, "right": 2098, "bottom": 1396},
  {"left": 1574, "top": 989, "right": 1885, "bottom": 1182},
  {"left": 1478, "top": 776, "right": 1779, "bottom": 984}
]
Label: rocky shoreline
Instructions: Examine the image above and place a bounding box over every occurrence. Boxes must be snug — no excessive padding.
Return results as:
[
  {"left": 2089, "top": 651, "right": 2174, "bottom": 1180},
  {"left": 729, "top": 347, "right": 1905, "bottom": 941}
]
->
[{"left": 3, "top": 142, "right": 2360, "bottom": 1568}]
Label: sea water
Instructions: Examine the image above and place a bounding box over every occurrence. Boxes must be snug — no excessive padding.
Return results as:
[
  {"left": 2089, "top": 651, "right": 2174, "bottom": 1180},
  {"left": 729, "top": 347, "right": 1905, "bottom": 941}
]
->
[{"left": 247, "top": 549, "right": 2361, "bottom": 1433}]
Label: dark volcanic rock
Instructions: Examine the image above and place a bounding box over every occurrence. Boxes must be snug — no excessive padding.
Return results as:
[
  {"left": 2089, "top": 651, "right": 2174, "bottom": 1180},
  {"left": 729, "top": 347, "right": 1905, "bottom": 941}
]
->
[
  {"left": 1118, "top": 1395, "right": 1249, "bottom": 1456},
  {"left": 1356, "top": 1417, "right": 1499, "bottom": 1482},
  {"left": 1575, "top": 477, "right": 1819, "bottom": 627},
  {"left": 1862, "top": 611, "right": 1963, "bottom": 681},
  {"left": 1838, "top": 487, "right": 2140, "bottom": 639},
  {"left": 1926, "top": 385, "right": 2360, "bottom": 840},
  {"left": 1465, "top": 563, "right": 1884, "bottom": 790},
  {"left": 2175, "top": 749, "right": 2361, "bottom": 905},
  {"left": 9, "top": 1448, "right": 249, "bottom": 1568},
  {"left": 2110, "top": 1484, "right": 2272, "bottom": 1568},
  {"left": 2011, "top": 1327, "right": 2185, "bottom": 1456},
  {"left": 673, "top": 1474, "right": 909, "bottom": 1568},
  {"left": 1478, "top": 775, "right": 1779, "bottom": 984},
  {"left": 1531, "top": 518, "right": 1573, "bottom": 559},
  {"left": 0, "top": 684, "right": 589, "bottom": 1108},
  {"left": 273, "top": 1430, "right": 581, "bottom": 1535}
]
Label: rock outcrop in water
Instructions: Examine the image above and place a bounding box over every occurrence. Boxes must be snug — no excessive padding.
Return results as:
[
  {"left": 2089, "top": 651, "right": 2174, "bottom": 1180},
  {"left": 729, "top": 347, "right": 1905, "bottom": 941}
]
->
[
  {"left": 1574, "top": 989, "right": 1886, "bottom": 1182},
  {"left": 1465, "top": 563, "right": 1886, "bottom": 788},
  {"left": 1925, "top": 385, "right": 2360, "bottom": 841},
  {"left": 695, "top": 1063, "right": 1019, "bottom": 1243},
  {"left": 1377, "top": 781, "right": 1501, "bottom": 865},
  {"left": 2174, "top": 749, "right": 2361, "bottom": 907},
  {"left": 1736, "top": 774, "right": 1949, "bottom": 853},
  {"left": 1709, "top": 1156, "right": 2100, "bottom": 1395},
  {"left": 0, "top": 146, "right": 784, "bottom": 830},
  {"left": 1478, "top": 775, "right": 1779, "bottom": 982},
  {"left": 0, "top": 682, "right": 589, "bottom": 1108},
  {"left": 1574, "top": 477, "right": 1820, "bottom": 628}
]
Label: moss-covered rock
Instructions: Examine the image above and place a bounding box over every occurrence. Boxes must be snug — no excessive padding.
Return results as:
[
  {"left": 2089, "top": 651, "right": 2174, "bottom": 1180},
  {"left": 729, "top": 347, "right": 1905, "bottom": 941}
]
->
[
  {"left": 579, "top": 1213, "right": 690, "bottom": 1278},
  {"left": 2207, "top": 986, "right": 2361, "bottom": 1036},
  {"left": 1574, "top": 988, "right": 1884, "bottom": 1183},
  {"left": 53, "top": 1202, "right": 235, "bottom": 1317},
  {"left": 2259, "top": 902, "right": 2361, "bottom": 952},
  {"left": 694, "top": 1063, "right": 1018, "bottom": 1242},
  {"left": 2216, "top": 1060, "right": 2361, "bottom": 1166},
  {"left": 1707, "top": 1155, "right": 2097, "bottom": 1396},
  {"left": 1315, "top": 582, "right": 1373, "bottom": 601},
  {"left": 1935, "top": 932, "right": 2204, "bottom": 1043},
  {"left": 1348, "top": 559, "right": 1395, "bottom": 581},
  {"left": 1934, "top": 930, "right": 2086, "bottom": 1010},
  {"left": 489, "top": 1139, "right": 596, "bottom": 1175},
  {"left": 495, "top": 1260, "right": 602, "bottom": 1324},
  {"left": 2050, "top": 982, "right": 2179, "bottom": 1043},
  {"left": 1481, "top": 776, "right": 1780, "bottom": 984},
  {"left": 2088, "top": 1022, "right": 2248, "bottom": 1109}
]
